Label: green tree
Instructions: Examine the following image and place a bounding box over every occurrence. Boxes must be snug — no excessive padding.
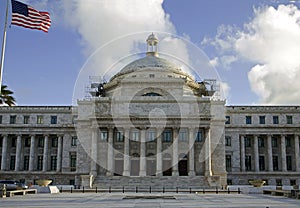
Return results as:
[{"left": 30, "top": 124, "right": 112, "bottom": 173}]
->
[{"left": 0, "top": 85, "right": 16, "bottom": 106}]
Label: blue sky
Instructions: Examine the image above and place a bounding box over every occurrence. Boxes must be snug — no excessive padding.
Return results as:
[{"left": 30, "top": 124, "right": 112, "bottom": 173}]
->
[{"left": 0, "top": 0, "right": 299, "bottom": 105}]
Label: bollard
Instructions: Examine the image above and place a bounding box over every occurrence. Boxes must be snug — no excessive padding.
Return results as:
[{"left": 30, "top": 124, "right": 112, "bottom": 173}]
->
[
  {"left": 227, "top": 188, "right": 230, "bottom": 194},
  {"left": 149, "top": 186, "right": 151, "bottom": 193},
  {"left": 203, "top": 188, "right": 205, "bottom": 194},
  {"left": 176, "top": 187, "right": 178, "bottom": 193},
  {"left": 216, "top": 187, "right": 218, "bottom": 194},
  {"left": 136, "top": 187, "right": 138, "bottom": 193},
  {"left": 71, "top": 187, "right": 73, "bottom": 193},
  {"left": 190, "top": 188, "right": 192, "bottom": 194},
  {"left": 109, "top": 186, "right": 111, "bottom": 193},
  {"left": 83, "top": 186, "right": 85, "bottom": 193},
  {"left": 238, "top": 187, "right": 241, "bottom": 194},
  {"left": 96, "top": 187, "right": 97, "bottom": 193},
  {"left": 123, "top": 186, "right": 124, "bottom": 193},
  {"left": 163, "top": 187, "right": 165, "bottom": 193}
]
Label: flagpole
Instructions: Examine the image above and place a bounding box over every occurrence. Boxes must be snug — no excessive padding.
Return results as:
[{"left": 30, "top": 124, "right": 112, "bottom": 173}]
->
[{"left": 0, "top": 0, "right": 10, "bottom": 95}]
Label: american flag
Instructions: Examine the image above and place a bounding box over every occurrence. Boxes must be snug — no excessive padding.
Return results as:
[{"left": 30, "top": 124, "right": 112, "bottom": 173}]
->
[{"left": 11, "top": 0, "right": 51, "bottom": 33}]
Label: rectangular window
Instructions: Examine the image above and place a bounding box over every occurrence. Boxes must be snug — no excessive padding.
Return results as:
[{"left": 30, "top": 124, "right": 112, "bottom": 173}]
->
[
  {"left": 245, "top": 137, "right": 251, "bottom": 147},
  {"left": 195, "top": 130, "right": 203, "bottom": 142},
  {"left": 37, "top": 156, "right": 43, "bottom": 171},
  {"left": 37, "top": 115, "right": 43, "bottom": 124},
  {"left": 71, "top": 136, "right": 77, "bottom": 146},
  {"left": 272, "top": 137, "right": 278, "bottom": 147},
  {"left": 163, "top": 130, "right": 172, "bottom": 142},
  {"left": 225, "top": 116, "right": 230, "bottom": 124},
  {"left": 290, "top": 179, "right": 296, "bottom": 186},
  {"left": 100, "top": 131, "right": 108, "bottom": 141},
  {"left": 226, "top": 155, "right": 232, "bottom": 171},
  {"left": 273, "top": 156, "right": 279, "bottom": 171},
  {"left": 10, "top": 155, "right": 15, "bottom": 170},
  {"left": 147, "top": 131, "right": 156, "bottom": 142},
  {"left": 50, "top": 156, "right": 57, "bottom": 171},
  {"left": 287, "top": 115, "right": 293, "bottom": 124},
  {"left": 225, "top": 136, "right": 231, "bottom": 146},
  {"left": 25, "top": 137, "right": 31, "bottom": 147},
  {"left": 246, "top": 116, "right": 252, "bottom": 124},
  {"left": 245, "top": 155, "right": 252, "bottom": 171},
  {"left": 273, "top": 116, "right": 279, "bottom": 124},
  {"left": 51, "top": 137, "right": 58, "bottom": 148},
  {"left": 259, "top": 156, "right": 265, "bottom": 171},
  {"left": 0, "top": 115, "right": 2, "bottom": 124},
  {"left": 259, "top": 116, "right": 265, "bottom": 124},
  {"left": 179, "top": 130, "right": 187, "bottom": 142},
  {"left": 50, "top": 116, "right": 57, "bottom": 124},
  {"left": 11, "top": 137, "right": 16, "bottom": 147},
  {"left": 258, "top": 137, "right": 265, "bottom": 148},
  {"left": 23, "top": 115, "right": 30, "bottom": 124},
  {"left": 23, "top": 155, "right": 29, "bottom": 171},
  {"left": 0, "top": 137, "right": 2, "bottom": 147},
  {"left": 286, "top": 137, "right": 291, "bottom": 147},
  {"left": 130, "top": 131, "right": 139, "bottom": 141},
  {"left": 10, "top": 115, "right": 16, "bottom": 124},
  {"left": 38, "top": 137, "right": 44, "bottom": 147},
  {"left": 276, "top": 179, "right": 282, "bottom": 186},
  {"left": 70, "top": 153, "right": 77, "bottom": 172},
  {"left": 287, "top": 155, "right": 292, "bottom": 171},
  {"left": 115, "top": 131, "right": 124, "bottom": 142}
]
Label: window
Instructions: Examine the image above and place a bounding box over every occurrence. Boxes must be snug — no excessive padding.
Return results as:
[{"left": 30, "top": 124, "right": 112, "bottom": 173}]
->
[
  {"left": 287, "top": 115, "right": 293, "bottom": 124},
  {"left": 115, "top": 131, "right": 124, "bottom": 142},
  {"left": 276, "top": 179, "right": 282, "bottom": 186},
  {"left": 287, "top": 156, "right": 292, "bottom": 171},
  {"left": 142, "top": 92, "right": 162, "bottom": 96},
  {"left": 273, "top": 156, "right": 279, "bottom": 171},
  {"left": 245, "top": 137, "right": 251, "bottom": 147},
  {"left": 272, "top": 137, "right": 278, "bottom": 147},
  {"left": 37, "top": 115, "right": 43, "bottom": 124},
  {"left": 273, "top": 116, "right": 279, "bottom": 124},
  {"left": 286, "top": 137, "right": 291, "bottom": 147},
  {"left": 226, "top": 155, "right": 232, "bottom": 171},
  {"left": 246, "top": 116, "right": 252, "bottom": 124},
  {"left": 259, "top": 156, "right": 265, "bottom": 171},
  {"left": 50, "top": 156, "right": 57, "bottom": 171},
  {"left": 290, "top": 179, "right": 296, "bottom": 186},
  {"left": 225, "top": 136, "right": 231, "bottom": 146},
  {"left": 227, "top": 179, "right": 233, "bottom": 185},
  {"left": 130, "top": 131, "right": 139, "bottom": 141},
  {"left": 0, "top": 137, "right": 2, "bottom": 147},
  {"left": 149, "top": 74, "right": 155, "bottom": 78},
  {"left": 51, "top": 137, "right": 58, "bottom": 147},
  {"left": 38, "top": 137, "right": 44, "bottom": 147},
  {"left": 23, "top": 116, "right": 30, "bottom": 124},
  {"left": 225, "top": 116, "right": 230, "bottom": 124},
  {"left": 179, "top": 130, "right": 187, "bottom": 142},
  {"left": 50, "top": 116, "right": 57, "bottom": 124},
  {"left": 25, "top": 137, "right": 31, "bottom": 147},
  {"left": 147, "top": 131, "right": 156, "bottom": 142},
  {"left": 70, "top": 153, "right": 77, "bottom": 172},
  {"left": 100, "top": 131, "right": 108, "bottom": 141},
  {"left": 163, "top": 130, "right": 172, "bottom": 142},
  {"left": 70, "top": 180, "right": 75, "bottom": 186},
  {"left": 195, "top": 130, "right": 203, "bottom": 142},
  {"left": 10, "top": 115, "right": 16, "bottom": 124},
  {"left": 71, "top": 136, "right": 77, "bottom": 146},
  {"left": 0, "top": 115, "right": 2, "bottom": 124},
  {"left": 37, "top": 156, "right": 43, "bottom": 171},
  {"left": 258, "top": 137, "right": 265, "bottom": 148},
  {"left": 245, "top": 155, "right": 252, "bottom": 171},
  {"left": 11, "top": 137, "right": 16, "bottom": 147},
  {"left": 10, "top": 156, "right": 15, "bottom": 170},
  {"left": 259, "top": 116, "right": 265, "bottom": 124},
  {"left": 24, "top": 156, "right": 29, "bottom": 171}
]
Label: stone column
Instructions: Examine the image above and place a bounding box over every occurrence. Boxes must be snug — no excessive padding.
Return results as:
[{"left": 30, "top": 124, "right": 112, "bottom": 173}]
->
[
  {"left": 156, "top": 128, "right": 162, "bottom": 176},
  {"left": 267, "top": 135, "right": 273, "bottom": 172},
  {"left": 29, "top": 135, "right": 36, "bottom": 171},
  {"left": 123, "top": 129, "right": 130, "bottom": 176},
  {"left": 1, "top": 135, "right": 8, "bottom": 171},
  {"left": 56, "top": 135, "right": 63, "bottom": 172},
  {"left": 188, "top": 127, "right": 195, "bottom": 176},
  {"left": 294, "top": 135, "right": 300, "bottom": 172},
  {"left": 172, "top": 128, "right": 179, "bottom": 176},
  {"left": 90, "top": 127, "right": 98, "bottom": 176},
  {"left": 205, "top": 128, "right": 212, "bottom": 176},
  {"left": 281, "top": 135, "right": 287, "bottom": 172},
  {"left": 15, "top": 135, "right": 22, "bottom": 171},
  {"left": 254, "top": 135, "right": 259, "bottom": 172},
  {"left": 240, "top": 135, "right": 245, "bottom": 172},
  {"left": 139, "top": 129, "right": 146, "bottom": 176},
  {"left": 43, "top": 135, "right": 49, "bottom": 172},
  {"left": 106, "top": 128, "right": 114, "bottom": 176}
]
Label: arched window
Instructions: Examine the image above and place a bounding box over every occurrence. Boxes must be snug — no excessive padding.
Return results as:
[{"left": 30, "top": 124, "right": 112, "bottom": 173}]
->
[{"left": 142, "top": 92, "right": 162, "bottom": 96}]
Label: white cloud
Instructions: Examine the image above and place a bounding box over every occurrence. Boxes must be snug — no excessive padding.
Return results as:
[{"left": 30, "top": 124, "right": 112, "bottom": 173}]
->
[
  {"left": 206, "top": 4, "right": 300, "bottom": 104},
  {"left": 209, "top": 57, "right": 219, "bottom": 67}
]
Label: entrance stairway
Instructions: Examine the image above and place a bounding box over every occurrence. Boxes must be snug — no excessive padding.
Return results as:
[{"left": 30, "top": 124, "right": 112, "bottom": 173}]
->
[{"left": 92, "top": 176, "right": 211, "bottom": 190}]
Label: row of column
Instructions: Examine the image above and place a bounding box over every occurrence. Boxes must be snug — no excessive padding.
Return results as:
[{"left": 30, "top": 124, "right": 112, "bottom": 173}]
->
[
  {"left": 240, "top": 134, "right": 300, "bottom": 172},
  {"left": 1, "top": 134, "right": 63, "bottom": 172},
  {"left": 91, "top": 127, "right": 211, "bottom": 177}
]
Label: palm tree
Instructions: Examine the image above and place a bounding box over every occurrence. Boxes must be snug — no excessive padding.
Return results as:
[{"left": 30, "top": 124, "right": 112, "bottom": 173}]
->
[{"left": 0, "top": 85, "right": 16, "bottom": 106}]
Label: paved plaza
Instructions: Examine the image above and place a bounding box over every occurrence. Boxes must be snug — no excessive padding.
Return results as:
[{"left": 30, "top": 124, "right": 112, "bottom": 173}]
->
[{"left": 1, "top": 193, "right": 300, "bottom": 208}]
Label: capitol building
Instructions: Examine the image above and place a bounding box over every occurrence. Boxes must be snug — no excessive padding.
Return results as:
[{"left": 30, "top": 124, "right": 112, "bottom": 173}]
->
[{"left": 0, "top": 34, "right": 299, "bottom": 189}]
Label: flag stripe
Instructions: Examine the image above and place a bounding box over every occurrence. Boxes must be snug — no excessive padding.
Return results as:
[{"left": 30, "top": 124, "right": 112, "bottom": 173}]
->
[{"left": 11, "top": 0, "right": 51, "bottom": 33}]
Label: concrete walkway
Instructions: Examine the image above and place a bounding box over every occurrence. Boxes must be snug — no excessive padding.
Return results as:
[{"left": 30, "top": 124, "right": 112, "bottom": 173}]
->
[{"left": 1, "top": 193, "right": 300, "bottom": 208}]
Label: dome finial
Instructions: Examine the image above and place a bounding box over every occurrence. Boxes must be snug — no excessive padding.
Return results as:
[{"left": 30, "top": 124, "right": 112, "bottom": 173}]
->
[{"left": 146, "top": 33, "right": 159, "bottom": 57}]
